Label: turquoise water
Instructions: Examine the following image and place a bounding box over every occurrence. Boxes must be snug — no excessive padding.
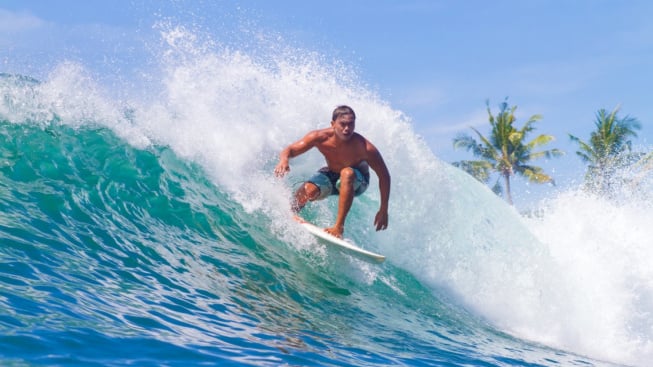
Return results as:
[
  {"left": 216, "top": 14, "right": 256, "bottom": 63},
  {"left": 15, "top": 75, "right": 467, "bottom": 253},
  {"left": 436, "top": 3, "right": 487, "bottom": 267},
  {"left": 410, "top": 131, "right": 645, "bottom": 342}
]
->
[
  {"left": 1, "top": 31, "right": 651, "bottom": 365},
  {"left": 0, "top": 114, "right": 599, "bottom": 367}
]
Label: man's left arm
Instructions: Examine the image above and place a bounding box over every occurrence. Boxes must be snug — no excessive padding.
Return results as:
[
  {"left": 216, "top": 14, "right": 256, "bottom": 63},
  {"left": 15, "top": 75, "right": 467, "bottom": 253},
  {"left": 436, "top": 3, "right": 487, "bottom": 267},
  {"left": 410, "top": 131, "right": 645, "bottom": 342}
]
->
[{"left": 366, "top": 142, "right": 391, "bottom": 231}]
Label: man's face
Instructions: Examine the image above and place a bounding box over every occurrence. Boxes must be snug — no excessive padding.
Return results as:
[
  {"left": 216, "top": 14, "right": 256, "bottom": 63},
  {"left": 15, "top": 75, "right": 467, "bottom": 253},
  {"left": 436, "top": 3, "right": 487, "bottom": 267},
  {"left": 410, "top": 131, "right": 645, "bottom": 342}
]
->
[{"left": 332, "top": 114, "right": 355, "bottom": 141}]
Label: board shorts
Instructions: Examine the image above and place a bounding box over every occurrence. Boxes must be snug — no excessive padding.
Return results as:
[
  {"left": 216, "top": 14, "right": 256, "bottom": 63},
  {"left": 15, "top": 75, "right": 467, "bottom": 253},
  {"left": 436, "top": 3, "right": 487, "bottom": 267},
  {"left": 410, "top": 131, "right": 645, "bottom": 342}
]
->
[{"left": 307, "top": 166, "right": 370, "bottom": 200}]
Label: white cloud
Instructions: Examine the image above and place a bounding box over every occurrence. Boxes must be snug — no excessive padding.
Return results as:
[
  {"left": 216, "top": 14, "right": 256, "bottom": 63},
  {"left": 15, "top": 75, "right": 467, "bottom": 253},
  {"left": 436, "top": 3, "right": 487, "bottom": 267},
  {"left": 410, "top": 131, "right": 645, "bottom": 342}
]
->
[{"left": 0, "top": 9, "right": 45, "bottom": 33}]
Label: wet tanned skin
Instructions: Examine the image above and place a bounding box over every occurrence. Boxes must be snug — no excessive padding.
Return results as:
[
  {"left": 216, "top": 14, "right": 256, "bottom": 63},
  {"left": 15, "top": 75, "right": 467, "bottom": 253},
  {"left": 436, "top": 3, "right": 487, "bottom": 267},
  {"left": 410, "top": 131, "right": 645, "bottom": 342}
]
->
[{"left": 275, "top": 111, "right": 390, "bottom": 238}]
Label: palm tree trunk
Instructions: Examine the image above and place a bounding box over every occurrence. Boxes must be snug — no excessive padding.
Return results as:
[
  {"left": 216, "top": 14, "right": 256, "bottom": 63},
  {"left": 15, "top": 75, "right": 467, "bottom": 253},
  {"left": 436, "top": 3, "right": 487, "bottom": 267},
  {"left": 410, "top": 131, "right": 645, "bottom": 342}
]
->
[{"left": 503, "top": 173, "right": 513, "bottom": 205}]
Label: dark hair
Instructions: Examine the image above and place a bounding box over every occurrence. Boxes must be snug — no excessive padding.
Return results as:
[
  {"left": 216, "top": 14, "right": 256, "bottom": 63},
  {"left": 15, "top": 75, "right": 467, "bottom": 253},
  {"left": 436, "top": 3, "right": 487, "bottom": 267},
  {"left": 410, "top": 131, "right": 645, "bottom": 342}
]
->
[{"left": 332, "top": 105, "right": 356, "bottom": 121}]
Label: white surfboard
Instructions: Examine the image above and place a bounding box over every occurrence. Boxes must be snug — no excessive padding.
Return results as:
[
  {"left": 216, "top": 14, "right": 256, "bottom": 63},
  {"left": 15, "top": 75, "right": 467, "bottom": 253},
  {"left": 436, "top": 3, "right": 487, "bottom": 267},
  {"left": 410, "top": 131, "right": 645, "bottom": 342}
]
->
[{"left": 300, "top": 221, "right": 386, "bottom": 264}]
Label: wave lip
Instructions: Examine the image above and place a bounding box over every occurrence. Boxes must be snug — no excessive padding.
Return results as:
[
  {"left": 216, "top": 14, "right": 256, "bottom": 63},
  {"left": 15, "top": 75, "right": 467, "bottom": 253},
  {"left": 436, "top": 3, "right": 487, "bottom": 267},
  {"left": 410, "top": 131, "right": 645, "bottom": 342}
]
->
[{"left": 0, "top": 29, "right": 643, "bottom": 365}]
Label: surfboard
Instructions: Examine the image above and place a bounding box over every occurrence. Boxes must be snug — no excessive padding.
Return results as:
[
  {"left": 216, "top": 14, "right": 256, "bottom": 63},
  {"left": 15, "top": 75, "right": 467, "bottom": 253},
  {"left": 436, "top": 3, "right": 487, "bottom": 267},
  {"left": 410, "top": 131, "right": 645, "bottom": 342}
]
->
[{"left": 300, "top": 221, "right": 386, "bottom": 264}]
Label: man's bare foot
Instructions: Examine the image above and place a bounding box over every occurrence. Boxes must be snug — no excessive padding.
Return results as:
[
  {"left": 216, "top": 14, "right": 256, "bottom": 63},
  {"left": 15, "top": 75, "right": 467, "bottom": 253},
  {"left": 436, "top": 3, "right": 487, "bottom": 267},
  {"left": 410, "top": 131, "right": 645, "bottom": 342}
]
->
[
  {"left": 292, "top": 215, "right": 306, "bottom": 223},
  {"left": 324, "top": 226, "right": 344, "bottom": 239}
]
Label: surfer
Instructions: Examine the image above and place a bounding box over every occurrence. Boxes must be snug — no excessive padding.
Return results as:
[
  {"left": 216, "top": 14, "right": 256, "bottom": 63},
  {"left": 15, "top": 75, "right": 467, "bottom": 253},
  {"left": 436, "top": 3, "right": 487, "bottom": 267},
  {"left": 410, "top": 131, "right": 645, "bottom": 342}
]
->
[{"left": 274, "top": 105, "right": 391, "bottom": 238}]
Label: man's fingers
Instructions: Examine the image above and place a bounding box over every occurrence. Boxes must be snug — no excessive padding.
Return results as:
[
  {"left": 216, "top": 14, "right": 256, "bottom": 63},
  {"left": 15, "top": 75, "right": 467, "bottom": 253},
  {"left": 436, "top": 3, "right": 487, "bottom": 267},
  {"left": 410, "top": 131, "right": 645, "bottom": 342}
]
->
[
  {"left": 274, "top": 165, "right": 289, "bottom": 177},
  {"left": 374, "top": 213, "right": 388, "bottom": 231}
]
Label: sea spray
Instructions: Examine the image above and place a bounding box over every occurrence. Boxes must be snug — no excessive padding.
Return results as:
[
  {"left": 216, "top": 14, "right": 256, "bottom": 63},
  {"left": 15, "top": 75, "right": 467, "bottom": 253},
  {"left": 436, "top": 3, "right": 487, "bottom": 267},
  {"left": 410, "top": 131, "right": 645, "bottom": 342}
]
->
[
  {"left": 524, "top": 190, "right": 653, "bottom": 365},
  {"left": 0, "top": 22, "right": 640, "bottom": 366},
  {"left": 136, "top": 25, "right": 643, "bottom": 365}
]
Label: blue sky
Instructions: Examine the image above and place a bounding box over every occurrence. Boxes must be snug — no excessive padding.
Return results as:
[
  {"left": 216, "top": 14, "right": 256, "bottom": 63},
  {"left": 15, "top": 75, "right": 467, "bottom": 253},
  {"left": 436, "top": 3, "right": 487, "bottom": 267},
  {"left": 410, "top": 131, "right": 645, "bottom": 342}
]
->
[{"left": 2, "top": 0, "right": 653, "bottom": 201}]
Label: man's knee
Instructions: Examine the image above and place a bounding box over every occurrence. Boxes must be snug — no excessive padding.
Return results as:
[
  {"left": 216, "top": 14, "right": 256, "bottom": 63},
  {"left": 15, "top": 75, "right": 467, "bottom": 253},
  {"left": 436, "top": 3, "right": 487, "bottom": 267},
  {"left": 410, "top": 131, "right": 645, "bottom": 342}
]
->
[
  {"left": 302, "top": 182, "right": 321, "bottom": 201},
  {"left": 292, "top": 182, "right": 321, "bottom": 213},
  {"left": 339, "top": 167, "right": 356, "bottom": 184}
]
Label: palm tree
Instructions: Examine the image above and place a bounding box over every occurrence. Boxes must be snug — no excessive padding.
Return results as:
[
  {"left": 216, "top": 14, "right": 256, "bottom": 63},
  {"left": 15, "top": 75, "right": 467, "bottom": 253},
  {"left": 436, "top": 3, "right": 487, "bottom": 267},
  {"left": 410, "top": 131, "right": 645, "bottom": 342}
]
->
[
  {"left": 453, "top": 99, "right": 564, "bottom": 205},
  {"left": 569, "top": 106, "right": 641, "bottom": 195}
]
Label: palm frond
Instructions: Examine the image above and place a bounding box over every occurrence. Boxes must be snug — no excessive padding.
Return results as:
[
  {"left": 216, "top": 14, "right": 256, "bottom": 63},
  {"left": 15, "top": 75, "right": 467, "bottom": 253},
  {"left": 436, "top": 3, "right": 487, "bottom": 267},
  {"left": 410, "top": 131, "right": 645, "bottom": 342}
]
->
[
  {"left": 452, "top": 98, "right": 561, "bottom": 205},
  {"left": 570, "top": 106, "right": 643, "bottom": 196},
  {"left": 452, "top": 160, "right": 493, "bottom": 183}
]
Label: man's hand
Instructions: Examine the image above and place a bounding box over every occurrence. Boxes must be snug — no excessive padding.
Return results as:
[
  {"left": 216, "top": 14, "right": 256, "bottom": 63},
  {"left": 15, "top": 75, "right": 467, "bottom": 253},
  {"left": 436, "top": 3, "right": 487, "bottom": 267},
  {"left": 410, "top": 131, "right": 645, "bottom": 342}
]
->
[
  {"left": 324, "top": 225, "right": 344, "bottom": 239},
  {"left": 274, "top": 160, "right": 289, "bottom": 177},
  {"left": 374, "top": 210, "right": 388, "bottom": 231}
]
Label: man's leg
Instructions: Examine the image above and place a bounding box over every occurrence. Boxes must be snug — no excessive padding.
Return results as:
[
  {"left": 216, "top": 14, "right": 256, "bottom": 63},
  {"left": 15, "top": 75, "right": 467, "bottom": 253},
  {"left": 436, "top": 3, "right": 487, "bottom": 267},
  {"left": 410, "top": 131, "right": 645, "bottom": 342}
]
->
[
  {"left": 325, "top": 167, "right": 356, "bottom": 238},
  {"left": 291, "top": 182, "right": 320, "bottom": 214}
]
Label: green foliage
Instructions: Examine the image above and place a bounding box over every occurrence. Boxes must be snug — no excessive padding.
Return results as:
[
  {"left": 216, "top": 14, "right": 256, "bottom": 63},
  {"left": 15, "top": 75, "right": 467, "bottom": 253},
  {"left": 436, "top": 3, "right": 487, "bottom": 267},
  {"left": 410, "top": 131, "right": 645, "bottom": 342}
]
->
[
  {"left": 569, "top": 106, "right": 642, "bottom": 195},
  {"left": 453, "top": 99, "right": 563, "bottom": 205}
]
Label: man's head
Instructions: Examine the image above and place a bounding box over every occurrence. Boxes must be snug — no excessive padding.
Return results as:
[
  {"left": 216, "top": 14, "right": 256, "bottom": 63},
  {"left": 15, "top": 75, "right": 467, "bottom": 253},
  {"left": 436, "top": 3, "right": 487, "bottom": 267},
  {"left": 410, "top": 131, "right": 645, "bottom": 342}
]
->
[
  {"left": 331, "top": 105, "right": 356, "bottom": 141},
  {"left": 331, "top": 106, "right": 356, "bottom": 140},
  {"left": 332, "top": 105, "right": 356, "bottom": 122}
]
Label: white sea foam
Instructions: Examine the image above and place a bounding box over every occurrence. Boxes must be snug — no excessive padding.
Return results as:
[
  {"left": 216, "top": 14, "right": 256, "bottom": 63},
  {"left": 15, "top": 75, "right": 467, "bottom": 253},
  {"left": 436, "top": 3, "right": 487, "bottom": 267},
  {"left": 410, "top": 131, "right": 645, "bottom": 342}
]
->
[
  {"left": 521, "top": 190, "right": 653, "bottom": 365},
  {"left": 4, "top": 22, "right": 651, "bottom": 366},
  {"left": 135, "top": 27, "right": 653, "bottom": 365}
]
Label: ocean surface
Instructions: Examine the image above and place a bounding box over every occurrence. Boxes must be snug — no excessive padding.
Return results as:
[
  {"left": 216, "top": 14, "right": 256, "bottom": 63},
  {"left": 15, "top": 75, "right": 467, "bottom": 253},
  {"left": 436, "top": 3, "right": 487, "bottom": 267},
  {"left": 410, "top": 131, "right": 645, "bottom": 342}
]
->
[{"left": 1, "top": 23, "right": 652, "bottom": 367}]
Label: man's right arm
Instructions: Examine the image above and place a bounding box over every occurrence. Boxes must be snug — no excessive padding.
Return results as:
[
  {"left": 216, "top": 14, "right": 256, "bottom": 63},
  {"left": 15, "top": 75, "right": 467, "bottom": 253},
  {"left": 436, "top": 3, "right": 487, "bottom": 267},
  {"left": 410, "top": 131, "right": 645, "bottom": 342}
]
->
[{"left": 274, "top": 131, "right": 319, "bottom": 177}]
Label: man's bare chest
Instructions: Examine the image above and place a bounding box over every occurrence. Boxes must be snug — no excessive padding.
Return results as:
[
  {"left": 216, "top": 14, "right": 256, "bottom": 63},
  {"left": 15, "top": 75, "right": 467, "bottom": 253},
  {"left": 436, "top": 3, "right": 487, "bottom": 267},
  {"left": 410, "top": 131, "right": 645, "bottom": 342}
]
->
[{"left": 317, "top": 143, "right": 365, "bottom": 167}]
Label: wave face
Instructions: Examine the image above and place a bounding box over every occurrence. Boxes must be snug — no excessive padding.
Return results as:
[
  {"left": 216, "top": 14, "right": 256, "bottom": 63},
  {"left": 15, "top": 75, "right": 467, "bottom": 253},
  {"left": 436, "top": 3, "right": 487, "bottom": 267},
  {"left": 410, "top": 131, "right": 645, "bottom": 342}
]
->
[{"left": 0, "top": 25, "right": 649, "bottom": 366}]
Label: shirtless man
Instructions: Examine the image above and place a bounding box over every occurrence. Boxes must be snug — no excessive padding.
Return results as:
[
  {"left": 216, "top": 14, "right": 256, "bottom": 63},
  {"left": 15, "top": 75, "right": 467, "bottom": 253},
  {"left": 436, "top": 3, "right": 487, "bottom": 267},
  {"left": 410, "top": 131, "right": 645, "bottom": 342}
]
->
[{"left": 274, "top": 105, "right": 390, "bottom": 238}]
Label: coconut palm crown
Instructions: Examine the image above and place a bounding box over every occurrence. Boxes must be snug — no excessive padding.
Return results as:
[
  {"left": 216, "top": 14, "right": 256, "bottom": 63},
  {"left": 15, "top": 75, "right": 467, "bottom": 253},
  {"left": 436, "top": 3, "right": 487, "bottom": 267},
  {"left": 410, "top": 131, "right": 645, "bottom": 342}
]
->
[
  {"left": 569, "top": 106, "right": 641, "bottom": 195},
  {"left": 453, "top": 99, "right": 564, "bottom": 205}
]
